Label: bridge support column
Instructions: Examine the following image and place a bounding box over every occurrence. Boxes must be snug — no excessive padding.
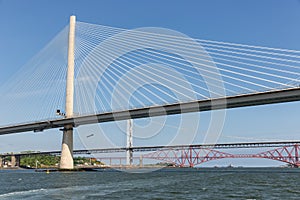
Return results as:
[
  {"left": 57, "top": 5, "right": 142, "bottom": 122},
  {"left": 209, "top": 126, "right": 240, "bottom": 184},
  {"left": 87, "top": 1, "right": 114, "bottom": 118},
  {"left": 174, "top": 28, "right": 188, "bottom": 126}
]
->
[
  {"left": 11, "top": 155, "right": 16, "bottom": 167},
  {"left": 0, "top": 157, "right": 3, "bottom": 168},
  {"left": 60, "top": 15, "right": 76, "bottom": 170},
  {"left": 126, "top": 119, "right": 133, "bottom": 166},
  {"left": 139, "top": 155, "right": 143, "bottom": 168},
  {"left": 60, "top": 125, "right": 74, "bottom": 169}
]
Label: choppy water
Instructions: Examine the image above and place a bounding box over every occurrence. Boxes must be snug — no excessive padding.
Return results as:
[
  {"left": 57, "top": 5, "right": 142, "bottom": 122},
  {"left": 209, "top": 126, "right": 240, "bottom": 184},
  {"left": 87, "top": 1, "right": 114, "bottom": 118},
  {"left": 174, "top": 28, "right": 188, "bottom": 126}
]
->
[{"left": 0, "top": 168, "right": 299, "bottom": 199}]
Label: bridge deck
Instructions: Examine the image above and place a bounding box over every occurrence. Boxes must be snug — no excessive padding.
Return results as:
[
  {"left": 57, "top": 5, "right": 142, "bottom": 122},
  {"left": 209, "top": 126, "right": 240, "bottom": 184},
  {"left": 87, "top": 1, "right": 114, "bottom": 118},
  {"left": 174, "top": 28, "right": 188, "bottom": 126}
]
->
[
  {"left": 0, "top": 87, "right": 300, "bottom": 135},
  {"left": 2, "top": 141, "right": 300, "bottom": 156}
]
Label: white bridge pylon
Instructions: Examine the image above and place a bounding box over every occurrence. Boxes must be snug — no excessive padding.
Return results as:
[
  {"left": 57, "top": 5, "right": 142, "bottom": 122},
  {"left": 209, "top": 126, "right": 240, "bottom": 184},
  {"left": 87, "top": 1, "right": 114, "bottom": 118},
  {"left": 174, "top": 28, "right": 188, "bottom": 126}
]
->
[{"left": 60, "top": 15, "right": 76, "bottom": 170}]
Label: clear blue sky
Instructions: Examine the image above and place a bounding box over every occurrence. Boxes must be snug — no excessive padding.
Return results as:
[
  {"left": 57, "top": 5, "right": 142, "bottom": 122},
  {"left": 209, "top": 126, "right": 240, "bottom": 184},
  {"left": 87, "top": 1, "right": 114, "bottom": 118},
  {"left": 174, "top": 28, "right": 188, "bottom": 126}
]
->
[
  {"left": 1, "top": 0, "right": 300, "bottom": 83},
  {"left": 1, "top": 0, "right": 300, "bottom": 167}
]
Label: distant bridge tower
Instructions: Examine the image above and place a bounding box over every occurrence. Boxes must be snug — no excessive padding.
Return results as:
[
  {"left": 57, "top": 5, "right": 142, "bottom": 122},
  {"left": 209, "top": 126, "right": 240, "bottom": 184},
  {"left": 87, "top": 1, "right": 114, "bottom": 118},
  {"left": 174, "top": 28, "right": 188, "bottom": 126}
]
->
[
  {"left": 60, "top": 15, "right": 76, "bottom": 169},
  {"left": 126, "top": 119, "right": 133, "bottom": 166}
]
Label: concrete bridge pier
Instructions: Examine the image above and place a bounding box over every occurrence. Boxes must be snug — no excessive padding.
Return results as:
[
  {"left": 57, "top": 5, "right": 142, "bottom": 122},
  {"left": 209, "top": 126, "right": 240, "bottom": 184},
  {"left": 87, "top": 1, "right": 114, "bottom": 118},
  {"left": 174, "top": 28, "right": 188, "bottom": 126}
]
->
[
  {"left": 60, "top": 125, "right": 74, "bottom": 169},
  {"left": 10, "top": 155, "right": 20, "bottom": 167},
  {"left": 139, "top": 155, "right": 143, "bottom": 167},
  {"left": 11, "top": 155, "right": 16, "bottom": 167},
  {"left": 126, "top": 119, "right": 133, "bottom": 166}
]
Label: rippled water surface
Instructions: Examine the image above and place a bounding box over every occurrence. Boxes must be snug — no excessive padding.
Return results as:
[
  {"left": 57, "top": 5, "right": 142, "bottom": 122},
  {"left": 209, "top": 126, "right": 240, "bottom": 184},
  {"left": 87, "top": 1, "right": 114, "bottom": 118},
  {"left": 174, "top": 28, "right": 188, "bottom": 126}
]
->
[{"left": 0, "top": 168, "right": 299, "bottom": 199}]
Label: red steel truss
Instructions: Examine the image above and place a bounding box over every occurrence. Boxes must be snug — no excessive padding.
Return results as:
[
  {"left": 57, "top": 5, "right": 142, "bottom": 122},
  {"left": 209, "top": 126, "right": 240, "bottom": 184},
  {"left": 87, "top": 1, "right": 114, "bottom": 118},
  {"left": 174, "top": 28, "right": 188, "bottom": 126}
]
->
[{"left": 143, "top": 144, "right": 300, "bottom": 167}]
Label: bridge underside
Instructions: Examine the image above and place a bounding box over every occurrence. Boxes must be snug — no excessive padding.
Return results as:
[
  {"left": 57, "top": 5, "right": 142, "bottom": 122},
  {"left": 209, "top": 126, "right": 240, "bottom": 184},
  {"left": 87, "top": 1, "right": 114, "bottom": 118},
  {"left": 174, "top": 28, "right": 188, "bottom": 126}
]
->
[{"left": 0, "top": 87, "right": 299, "bottom": 135}]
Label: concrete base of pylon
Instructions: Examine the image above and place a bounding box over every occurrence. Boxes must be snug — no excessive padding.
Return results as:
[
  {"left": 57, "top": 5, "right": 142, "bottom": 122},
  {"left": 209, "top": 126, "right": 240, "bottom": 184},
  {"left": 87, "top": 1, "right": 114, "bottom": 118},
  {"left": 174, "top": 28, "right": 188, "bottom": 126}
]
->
[{"left": 59, "top": 126, "right": 74, "bottom": 169}]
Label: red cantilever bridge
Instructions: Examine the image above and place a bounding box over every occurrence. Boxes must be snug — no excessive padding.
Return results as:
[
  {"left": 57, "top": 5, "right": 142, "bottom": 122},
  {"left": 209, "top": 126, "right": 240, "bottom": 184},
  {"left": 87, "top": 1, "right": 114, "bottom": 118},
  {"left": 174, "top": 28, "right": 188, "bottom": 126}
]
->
[
  {"left": 3, "top": 141, "right": 300, "bottom": 168},
  {"left": 142, "top": 141, "right": 300, "bottom": 167}
]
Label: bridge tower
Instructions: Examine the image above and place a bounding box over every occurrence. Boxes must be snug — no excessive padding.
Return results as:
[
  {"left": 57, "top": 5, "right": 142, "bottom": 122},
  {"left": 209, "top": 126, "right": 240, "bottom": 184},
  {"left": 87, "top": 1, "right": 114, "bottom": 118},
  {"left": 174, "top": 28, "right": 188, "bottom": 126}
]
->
[
  {"left": 60, "top": 15, "right": 76, "bottom": 169},
  {"left": 126, "top": 119, "right": 133, "bottom": 166}
]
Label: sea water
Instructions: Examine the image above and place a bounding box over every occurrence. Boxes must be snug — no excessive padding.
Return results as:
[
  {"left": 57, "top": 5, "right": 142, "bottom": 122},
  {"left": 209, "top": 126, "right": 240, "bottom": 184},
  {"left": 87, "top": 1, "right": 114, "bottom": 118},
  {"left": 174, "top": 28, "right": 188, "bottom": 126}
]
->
[{"left": 0, "top": 168, "right": 299, "bottom": 199}]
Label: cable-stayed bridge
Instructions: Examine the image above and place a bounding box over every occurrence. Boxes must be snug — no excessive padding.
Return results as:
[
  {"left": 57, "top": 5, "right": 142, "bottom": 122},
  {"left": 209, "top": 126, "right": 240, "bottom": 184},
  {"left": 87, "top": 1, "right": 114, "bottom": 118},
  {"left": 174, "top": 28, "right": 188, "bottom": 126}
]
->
[{"left": 0, "top": 16, "right": 300, "bottom": 169}]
